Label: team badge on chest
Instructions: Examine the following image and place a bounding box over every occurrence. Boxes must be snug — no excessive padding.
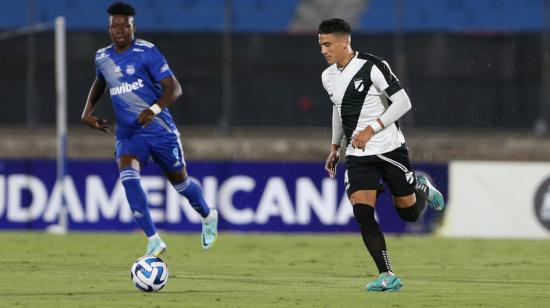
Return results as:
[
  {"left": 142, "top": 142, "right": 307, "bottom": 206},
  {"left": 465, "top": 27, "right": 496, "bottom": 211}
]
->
[
  {"left": 353, "top": 77, "right": 365, "bottom": 92},
  {"left": 126, "top": 64, "right": 135, "bottom": 75}
]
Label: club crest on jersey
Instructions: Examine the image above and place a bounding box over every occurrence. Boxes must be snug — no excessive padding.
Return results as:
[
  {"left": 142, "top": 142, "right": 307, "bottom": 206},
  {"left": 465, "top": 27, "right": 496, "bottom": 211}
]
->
[
  {"left": 126, "top": 64, "right": 135, "bottom": 75},
  {"left": 354, "top": 77, "right": 365, "bottom": 92}
]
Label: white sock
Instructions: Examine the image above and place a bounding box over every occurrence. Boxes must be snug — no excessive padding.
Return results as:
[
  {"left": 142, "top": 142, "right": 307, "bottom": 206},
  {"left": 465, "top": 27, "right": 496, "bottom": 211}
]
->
[
  {"left": 202, "top": 208, "right": 217, "bottom": 222},
  {"left": 148, "top": 233, "right": 161, "bottom": 242}
]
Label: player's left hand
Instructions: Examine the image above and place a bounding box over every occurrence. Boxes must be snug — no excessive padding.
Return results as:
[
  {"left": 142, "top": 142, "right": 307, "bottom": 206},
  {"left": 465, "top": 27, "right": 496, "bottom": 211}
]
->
[
  {"left": 138, "top": 109, "right": 155, "bottom": 128},
  {"left": 325, "top": 149, "right": 340, "bottom": 179},
  {"left": 351, "top": 126, "right": 375, "bottom": 151}
]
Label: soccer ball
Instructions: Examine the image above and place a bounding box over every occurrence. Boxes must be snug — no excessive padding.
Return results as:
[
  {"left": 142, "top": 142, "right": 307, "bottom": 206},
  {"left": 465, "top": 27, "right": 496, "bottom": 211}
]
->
[{"left": 130, "top": 255, "right": 169, "bottom": 292}]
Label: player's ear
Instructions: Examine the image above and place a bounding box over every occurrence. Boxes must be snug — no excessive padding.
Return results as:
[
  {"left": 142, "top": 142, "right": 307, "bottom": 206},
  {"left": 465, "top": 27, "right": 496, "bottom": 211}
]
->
[
  {"left": 129, "top": 16, "right": 136, "bottom": 34},
  {"left": 343, "top": 35, "right": 351, "bottom": 49},
  {"left": 107, "top": 17, "right": 112, "bottom": 34}
]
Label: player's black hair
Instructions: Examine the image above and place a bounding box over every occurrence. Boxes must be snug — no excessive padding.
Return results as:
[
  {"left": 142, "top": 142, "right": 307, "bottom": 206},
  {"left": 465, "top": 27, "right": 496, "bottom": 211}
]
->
[
  {"left": 318, "top": 18, "right": 352, "bottom": 35},
  {"left": 107, "top": 2, "right": 136, "bottom": 16}
]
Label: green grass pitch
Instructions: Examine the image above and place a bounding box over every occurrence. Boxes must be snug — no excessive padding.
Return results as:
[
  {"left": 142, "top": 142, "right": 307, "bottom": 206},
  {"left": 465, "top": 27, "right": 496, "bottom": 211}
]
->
[{"left": 2, "top": 232, "right": 549, "bottom": 307}]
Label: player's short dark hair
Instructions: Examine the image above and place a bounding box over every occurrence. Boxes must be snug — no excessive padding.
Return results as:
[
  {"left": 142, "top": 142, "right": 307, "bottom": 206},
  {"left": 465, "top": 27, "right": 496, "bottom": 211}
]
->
[
  {"left": 107, "top": 2, "right": 136, "bottom": 16},
  {"left": 318, "top": 18, "right": 352, "bottom": 35}
]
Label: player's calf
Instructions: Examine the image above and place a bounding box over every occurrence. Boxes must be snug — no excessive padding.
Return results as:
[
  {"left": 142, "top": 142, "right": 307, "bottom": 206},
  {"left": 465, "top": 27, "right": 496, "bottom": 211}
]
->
[
  {"left": 120, "top": 168, "right": 157, "bottom": 236},
  {"left": 172, "top": 177, "right": 218, "bottom": 249},
  {"left": 172, "top": 177, "right": 211, "bottom": 217},
  {"left": 353, "top": 204, "right": 394, "bottom": 274}
]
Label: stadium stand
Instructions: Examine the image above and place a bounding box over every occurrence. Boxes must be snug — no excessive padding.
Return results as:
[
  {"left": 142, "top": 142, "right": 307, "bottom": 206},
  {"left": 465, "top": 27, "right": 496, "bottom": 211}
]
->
[
  {"left": 0, "top": 0, "right": 298, "bottom": 32},
  {"left": 290, "top": 0, "right": 367, "bottom": 32},
  {"left": 0, "top": 0, "right": 544, "bottom": 32},
  {"left": 360, "top": 0, "right": 544, "bottom": 32}
]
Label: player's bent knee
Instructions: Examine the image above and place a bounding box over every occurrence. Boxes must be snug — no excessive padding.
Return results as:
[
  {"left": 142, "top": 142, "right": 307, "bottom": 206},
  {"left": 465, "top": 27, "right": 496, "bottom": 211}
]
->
[
  {"left": 118, "top": 155, "right": 140, "bottom": 171},
  {"left": 349, "top": 190, "right": 377, "bottom": 206},
  {"left": 395, "top": 193, "right": 424, "bottom": 222},
  {"left": 165, "top": 168, "right": 187, "bottom": 184},
  {"left": 396, "top": 206, "right": 420, "bottom": 222},
  {"left": 394, "top": 194, "right": 416, "bottom": 208}
]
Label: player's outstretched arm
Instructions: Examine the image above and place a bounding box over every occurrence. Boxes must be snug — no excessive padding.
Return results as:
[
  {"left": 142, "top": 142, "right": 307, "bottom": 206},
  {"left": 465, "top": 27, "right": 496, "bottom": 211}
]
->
[
  {"left": 137, "top": 76, "right": 182, "bottom": 127},
  {"left": 81, "top": 77, "right": 111, "bottom": 133}
]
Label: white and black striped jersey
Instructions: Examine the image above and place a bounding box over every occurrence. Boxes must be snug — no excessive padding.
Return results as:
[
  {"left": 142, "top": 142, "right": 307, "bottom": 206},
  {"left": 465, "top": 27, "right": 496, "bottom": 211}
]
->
[{"left": 322, "top": 51, "right": 406, "bottom": 156}]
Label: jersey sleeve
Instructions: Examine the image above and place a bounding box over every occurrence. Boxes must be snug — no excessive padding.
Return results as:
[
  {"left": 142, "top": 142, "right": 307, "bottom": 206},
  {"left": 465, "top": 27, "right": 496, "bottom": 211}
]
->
[
  {"left": 321, "top": 70, "right": 332, "bottom": 103},
  {"left": 370, "top": 61, "right": 402, "bottom": 97},
  {"left": 94, "top": 58, "right": 105, "bottom": 80},
  {"left": 146, "top": 46, "right": 174, "bottom": 82},
  {"left": 332, "top": 105, "right": 344, "bottom": 145},
  {"left": 95, "top": 67, "right": 104, "bottom": 80}
]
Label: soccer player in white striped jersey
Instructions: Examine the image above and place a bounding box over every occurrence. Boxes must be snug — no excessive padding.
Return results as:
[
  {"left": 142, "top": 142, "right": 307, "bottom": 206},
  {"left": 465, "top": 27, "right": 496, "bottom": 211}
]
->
[{"left": 319, "top": 18, "right": 444, "bottom": 292}]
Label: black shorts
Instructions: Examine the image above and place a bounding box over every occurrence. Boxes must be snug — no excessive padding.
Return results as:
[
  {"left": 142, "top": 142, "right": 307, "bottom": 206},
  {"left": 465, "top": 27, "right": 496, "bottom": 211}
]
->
[{"left": 344, "top": 144, "right": 416, "bottom": 197}]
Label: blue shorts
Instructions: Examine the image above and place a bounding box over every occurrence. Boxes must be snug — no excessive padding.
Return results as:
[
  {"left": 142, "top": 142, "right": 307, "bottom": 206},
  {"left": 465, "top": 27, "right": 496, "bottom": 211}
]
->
[{"left": 115, "top": 130, "right": 186, "bottom": 173}]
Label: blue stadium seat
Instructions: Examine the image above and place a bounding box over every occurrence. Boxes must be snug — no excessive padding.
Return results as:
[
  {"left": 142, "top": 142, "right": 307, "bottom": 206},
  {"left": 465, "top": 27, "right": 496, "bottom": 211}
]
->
[
  {"left": 359, "top": 0, "right": 543, "bottom": 32},
  {"left": 0, "top": 0, "right": 543, "bottom": 32},
  {"left": 233, "top": 0, "right": 298, "bottom": 32},
  {"left": 151, "top": 0, "right": 225, "bottom": 32},
  {"left": 0, "top": 2, "right": 27, "bottom": 28}
]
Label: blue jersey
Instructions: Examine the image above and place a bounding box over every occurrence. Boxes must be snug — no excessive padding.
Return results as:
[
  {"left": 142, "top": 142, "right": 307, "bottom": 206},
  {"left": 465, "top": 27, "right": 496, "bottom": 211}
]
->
[{"left": 95, "top": 39, "right": 178, "bottom": 138}]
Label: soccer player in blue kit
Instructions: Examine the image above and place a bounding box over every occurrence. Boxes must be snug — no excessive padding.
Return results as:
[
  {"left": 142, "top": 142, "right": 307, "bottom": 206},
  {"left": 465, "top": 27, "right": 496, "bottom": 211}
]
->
[{"left": 81, "top": 2, "right": 218, "bottom": 256}]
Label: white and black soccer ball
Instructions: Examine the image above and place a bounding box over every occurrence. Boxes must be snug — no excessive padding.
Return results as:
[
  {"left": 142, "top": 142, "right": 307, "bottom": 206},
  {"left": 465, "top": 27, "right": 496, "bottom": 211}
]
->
[{"left": 130, "top": 255, "right": 169, "bottom": 292}]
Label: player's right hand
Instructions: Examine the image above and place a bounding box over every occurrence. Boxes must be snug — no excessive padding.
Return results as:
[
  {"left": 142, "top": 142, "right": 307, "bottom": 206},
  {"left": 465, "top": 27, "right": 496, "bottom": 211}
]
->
[
  {"left": 137, "top": 109, "right": 155, "bottom": 128},
  {"left": 325, "top": 150, "right": 340, "bottom": 179},
  {"left": 81, "top": 114, "right": 111, "bottom": 134}
]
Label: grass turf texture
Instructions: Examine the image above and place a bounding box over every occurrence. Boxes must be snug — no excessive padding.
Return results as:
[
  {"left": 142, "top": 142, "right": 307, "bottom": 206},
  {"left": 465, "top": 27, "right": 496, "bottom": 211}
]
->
[{"left": 2, "top": 232, "right": 549, "bottom": 307}]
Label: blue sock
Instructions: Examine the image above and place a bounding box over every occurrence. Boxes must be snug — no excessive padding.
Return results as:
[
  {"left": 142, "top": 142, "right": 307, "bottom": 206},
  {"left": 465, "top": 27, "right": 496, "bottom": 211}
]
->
[
  {"left": 120, "top": 168, "right": 156, "bottom": 237},
  {"left": 173, "top": 177, "right": 211, "bottom": 218}
]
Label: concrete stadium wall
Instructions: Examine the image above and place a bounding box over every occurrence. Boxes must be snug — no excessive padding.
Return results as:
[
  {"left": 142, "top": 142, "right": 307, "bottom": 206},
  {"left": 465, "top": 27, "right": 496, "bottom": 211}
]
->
[{"left": 1, "top": 128, "right": 550, "bottom": 163}]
